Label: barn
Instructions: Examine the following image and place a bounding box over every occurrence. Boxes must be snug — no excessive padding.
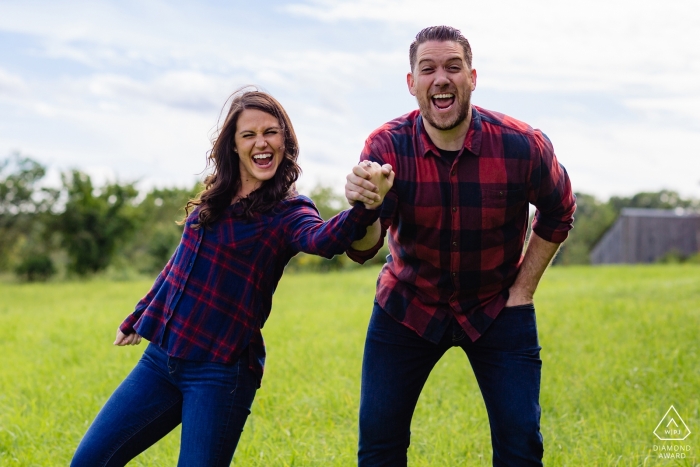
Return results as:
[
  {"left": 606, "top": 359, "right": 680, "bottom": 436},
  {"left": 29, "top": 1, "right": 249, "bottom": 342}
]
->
[{"left": 589, "top": 208, "right": 700, "bottom": 264}]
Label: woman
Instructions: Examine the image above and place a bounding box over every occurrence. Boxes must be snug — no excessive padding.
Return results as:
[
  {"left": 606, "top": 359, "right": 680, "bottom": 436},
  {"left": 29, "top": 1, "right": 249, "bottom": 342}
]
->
[{"left": 71, "top": 88, "right": 393, "bottom": 467}]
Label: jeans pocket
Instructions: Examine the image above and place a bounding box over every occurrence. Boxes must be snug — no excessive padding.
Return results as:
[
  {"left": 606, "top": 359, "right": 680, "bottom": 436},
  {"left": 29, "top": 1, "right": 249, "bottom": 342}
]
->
[{"left": 480, "top": 305, "right": 539, "bottom": 351}]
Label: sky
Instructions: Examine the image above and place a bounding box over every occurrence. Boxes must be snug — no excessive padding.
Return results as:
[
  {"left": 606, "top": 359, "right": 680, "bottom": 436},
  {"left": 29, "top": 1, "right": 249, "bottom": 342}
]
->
[{"left": 0, "top": 0, "right": 698, "bottom": 199}]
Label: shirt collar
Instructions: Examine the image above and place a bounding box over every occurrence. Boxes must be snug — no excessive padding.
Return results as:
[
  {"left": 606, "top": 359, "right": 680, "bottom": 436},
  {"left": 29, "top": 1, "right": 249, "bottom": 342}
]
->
[{"left": 416, "top": 106, "right": 483, "bottom": 158}]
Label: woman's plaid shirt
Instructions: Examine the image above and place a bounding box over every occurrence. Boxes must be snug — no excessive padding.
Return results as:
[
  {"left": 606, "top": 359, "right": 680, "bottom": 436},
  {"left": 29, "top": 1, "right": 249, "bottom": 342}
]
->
[
  {"left": 347, "top": 106, "right": 576, "bottom": 343},
  {"left": 121, "top": 196, "right": 379, "bottom": 384}
]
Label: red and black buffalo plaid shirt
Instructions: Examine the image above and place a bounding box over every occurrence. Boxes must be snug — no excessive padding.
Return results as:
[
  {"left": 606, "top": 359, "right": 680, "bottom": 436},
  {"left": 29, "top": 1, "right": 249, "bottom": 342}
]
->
[
  {"left": 347, "top": 106, "right": 575, "bottom": 343},
  {"left": 121, "top": 195, "right": 379, "bottom": 384}
]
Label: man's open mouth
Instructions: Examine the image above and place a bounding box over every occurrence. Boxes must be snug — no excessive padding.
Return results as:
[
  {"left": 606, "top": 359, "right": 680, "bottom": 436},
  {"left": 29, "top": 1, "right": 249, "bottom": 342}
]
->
[
  {"left": 253, "top": 153, "right": 273, "bottom": 167},
  {"left": 431, "top": 93, "right": 455, "bottom": 110}
]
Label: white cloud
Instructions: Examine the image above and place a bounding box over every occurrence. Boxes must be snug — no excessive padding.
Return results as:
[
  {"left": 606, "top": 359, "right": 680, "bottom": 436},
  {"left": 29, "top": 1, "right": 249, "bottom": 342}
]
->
[
  {"left": 624, "top": 96, "right": 700, "bottom": 128},
  {"left": 0, "top": 68, "right": 29, "bottom": 96},
  {"left": 284, "top": 0, "right": 700, "bottom": 95},
  {"left": 281, "top": 0, "right": 700, "bottom": 197},
  {"left": 543, "top": 117, "right": 700, "bottom": 198},
  {"left": 82, "top": 71, "right": 239, "bottom": 112},
  {"left": 0, "top": 0, "right": 698, "bottom": 200}
]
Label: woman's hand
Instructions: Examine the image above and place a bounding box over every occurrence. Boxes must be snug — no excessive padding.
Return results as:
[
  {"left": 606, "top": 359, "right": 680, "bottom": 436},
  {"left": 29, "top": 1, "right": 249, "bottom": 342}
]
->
[
  {"left": 114, "top": 329, "right": 142, "bottom": 346},
  {"left": 362, "top": 162, "right": 394, "bottom": 210},
  {"left": 345, "top": 161, "right": 394, "bottom": 209}
]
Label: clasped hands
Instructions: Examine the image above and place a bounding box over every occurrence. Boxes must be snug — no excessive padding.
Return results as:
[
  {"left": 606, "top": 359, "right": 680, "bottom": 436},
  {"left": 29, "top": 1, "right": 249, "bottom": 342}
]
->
[{"left": 345, "top": 160, "right": 395, "bottom": 209}]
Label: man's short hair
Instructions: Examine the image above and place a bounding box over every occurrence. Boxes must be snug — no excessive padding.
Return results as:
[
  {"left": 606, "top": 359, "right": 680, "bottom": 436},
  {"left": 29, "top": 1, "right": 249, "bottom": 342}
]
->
[{"left": 409, "top": 26, "right": 473, "bottom": 71}]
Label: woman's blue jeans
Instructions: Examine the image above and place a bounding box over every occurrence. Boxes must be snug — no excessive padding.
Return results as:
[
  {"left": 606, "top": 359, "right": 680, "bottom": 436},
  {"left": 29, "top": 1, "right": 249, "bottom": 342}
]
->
[
  {"left": 71, "top": 343, "right": 258, "bottom": 467},
  {"left": 358, "top": 303, "right": 544, "bottom": 467}
]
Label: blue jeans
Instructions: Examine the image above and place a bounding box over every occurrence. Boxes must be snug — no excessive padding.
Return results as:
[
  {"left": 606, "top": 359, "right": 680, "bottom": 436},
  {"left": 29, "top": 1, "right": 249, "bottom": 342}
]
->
[
  {"left": 71, "top": 343, "right": 258, "bottom": 467},
  {"left": 358, "top": 303, "right": 543, "bottom": 467}
]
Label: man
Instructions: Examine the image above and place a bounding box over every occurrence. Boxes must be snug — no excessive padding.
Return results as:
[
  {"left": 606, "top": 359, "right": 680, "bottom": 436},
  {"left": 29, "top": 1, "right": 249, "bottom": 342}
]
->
[{"left": 345, "top": 26, "right": 576, "bottom": 466}]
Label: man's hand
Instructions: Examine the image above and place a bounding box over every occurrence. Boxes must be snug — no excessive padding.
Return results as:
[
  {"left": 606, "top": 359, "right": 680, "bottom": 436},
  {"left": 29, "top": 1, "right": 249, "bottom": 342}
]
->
[
  {"left": 345, "top": 161, "right": 393, "bottom": 208},
  {"left": 114, "top": 329, "right": 142, "bottom": 346}
]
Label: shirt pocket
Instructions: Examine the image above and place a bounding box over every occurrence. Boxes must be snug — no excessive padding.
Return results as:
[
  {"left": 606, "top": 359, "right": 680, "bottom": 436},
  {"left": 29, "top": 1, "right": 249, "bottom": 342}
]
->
[{"left": 480, "top": 188, "right": 526, "bottom": 230}]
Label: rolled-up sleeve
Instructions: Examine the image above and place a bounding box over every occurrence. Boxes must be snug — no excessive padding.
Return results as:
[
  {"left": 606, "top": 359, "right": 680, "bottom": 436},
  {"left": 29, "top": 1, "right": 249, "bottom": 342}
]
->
[{"left": 529, "top": 131, "right": 576, "bottom": 243}]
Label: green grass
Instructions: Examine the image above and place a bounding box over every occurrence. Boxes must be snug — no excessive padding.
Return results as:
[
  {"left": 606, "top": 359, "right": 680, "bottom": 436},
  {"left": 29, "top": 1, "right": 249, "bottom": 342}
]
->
[{"left": 0, "top": 265, "right": 698, "bottom": 466}]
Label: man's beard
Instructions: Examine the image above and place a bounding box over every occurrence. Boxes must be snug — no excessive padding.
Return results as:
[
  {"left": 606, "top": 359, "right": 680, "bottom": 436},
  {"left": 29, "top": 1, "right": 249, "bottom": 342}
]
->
[{"left": 418, "top": 93, "right": 470, "bottom": 131}]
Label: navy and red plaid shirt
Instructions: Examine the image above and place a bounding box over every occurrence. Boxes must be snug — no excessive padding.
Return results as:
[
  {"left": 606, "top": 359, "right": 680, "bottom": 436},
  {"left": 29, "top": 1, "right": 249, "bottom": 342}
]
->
[
  {"left": 121, "top": 195, "right": 379, "bottom": 384},
  {"left": 347, "top": 106, "right": 575, "bottom": 343}
]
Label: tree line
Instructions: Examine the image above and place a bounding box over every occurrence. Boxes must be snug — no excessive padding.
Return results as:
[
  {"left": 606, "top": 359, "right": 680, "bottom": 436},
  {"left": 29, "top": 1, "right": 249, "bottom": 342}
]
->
[
  {"left": 1, "top": 153, "right": 698, "bottom": 281},
  {"left": 1, "top": 153, "right": 195, "bottom": 281}
]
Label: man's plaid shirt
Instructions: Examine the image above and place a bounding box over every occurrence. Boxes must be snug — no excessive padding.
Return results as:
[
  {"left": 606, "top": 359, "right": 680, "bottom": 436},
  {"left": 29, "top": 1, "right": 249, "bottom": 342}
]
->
[
  {"left": 347, "top": 106, "right": 575, "bottom": 343},
  {"left": 121, "top": 196, "right": 379, "bottom": 384}
]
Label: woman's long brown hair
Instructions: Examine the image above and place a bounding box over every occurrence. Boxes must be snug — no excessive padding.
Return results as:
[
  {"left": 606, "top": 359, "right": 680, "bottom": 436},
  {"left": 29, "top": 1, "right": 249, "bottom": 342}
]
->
[{"left": 182, "top": 87, "right": 301, "bottom": 227}]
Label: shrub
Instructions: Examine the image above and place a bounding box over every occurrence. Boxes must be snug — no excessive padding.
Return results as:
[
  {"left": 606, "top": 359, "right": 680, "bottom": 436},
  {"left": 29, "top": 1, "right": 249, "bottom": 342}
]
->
[{"left": 14, "top": 253, "right": 56, "bottom": 281}]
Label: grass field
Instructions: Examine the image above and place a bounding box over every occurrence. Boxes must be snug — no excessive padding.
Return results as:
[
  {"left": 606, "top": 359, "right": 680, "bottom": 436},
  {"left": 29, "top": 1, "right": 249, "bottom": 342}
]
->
[{"left": 0, "top": 265, "right": 698, "bottom": 466}]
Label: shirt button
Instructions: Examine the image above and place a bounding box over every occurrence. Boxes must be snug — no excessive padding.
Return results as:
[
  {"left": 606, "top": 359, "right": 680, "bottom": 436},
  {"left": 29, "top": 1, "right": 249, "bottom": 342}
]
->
[
  {"left": 452, "top": 272, "right": 456, "bottom": 277},
  {"left": 452, "top": 242, "right": 457, "bottom": 247},
  {"left": 452, "top": 207, "right": 457, "bottom": 212},
  {"left": 451, "top": 170, "right": 456, "bottom": 176}
]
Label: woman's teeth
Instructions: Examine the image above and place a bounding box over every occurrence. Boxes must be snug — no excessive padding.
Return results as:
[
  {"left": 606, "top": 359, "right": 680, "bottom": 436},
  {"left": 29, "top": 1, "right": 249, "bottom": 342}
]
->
[{"left": 253, "top": 153, "right": 273, "bottom": 166}]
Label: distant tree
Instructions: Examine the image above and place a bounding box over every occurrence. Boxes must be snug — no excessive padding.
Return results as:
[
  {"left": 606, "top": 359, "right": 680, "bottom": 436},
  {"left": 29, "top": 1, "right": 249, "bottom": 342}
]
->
[
  {"left": 54, "top": 171, "right": 139, "bottom": 275},
  {"left": 554, "top": 193, "right": 616, "bottom": 265},
  {"left": 146, "top": 225, "right": 182, "bottom": 269},
  {"left": 308, "top": 184, "right": 348, "bottom": 220},
  {"left": 122, "top": 185, "right": 199, "bottom": 273},
  {"left": 14, "top": 253, "right": 56, "bottom": 281},
  {"left": 0, "top": 153, "right": 45, "bottom": 214},
  {"left": 0, "top": 153, "right": 57, "bottom": 273},
  {"left": 608, "top": 189, "right": 699, "bottom": 214}
]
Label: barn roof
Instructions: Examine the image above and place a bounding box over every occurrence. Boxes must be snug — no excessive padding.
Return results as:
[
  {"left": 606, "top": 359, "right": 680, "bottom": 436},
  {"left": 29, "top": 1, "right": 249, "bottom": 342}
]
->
[{"left": 620, "top": 208, "right": 700, "bottom": 218}]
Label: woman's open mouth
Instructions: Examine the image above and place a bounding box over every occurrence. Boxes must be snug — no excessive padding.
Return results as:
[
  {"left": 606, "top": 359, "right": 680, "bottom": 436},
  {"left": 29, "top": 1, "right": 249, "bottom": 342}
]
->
[
  {"left": 431, "top": 93, "right": 455, "bottom": 111},
  {"left": 253, "top": 153, "right": 273, "bottom": 168}
]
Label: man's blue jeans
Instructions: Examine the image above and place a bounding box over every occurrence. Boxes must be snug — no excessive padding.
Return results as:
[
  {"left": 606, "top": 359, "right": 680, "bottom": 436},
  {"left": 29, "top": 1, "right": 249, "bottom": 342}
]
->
[
  {"left": 358, "top": 303, "right": 544, "bottom": 467},
  {"left": 71, "top": 342, "right": 258, "bottom": 467}
]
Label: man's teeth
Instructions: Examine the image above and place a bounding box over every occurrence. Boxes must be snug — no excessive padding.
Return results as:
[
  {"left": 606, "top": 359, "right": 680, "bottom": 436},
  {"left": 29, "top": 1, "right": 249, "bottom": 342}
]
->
[
  {"left": 433, "top": 93, "right": 454, "bottom": 99},
  {"left": 253, "top": 154, "right": 272, "bottom": 159}
]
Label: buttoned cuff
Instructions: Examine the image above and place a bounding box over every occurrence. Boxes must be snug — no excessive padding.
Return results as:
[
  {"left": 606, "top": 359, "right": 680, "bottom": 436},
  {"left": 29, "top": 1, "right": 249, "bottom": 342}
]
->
[
  {"left": 346, "top": 235, "right": 384, "bottom": 264},
  {"left": 347, "top": 201, "right": 381, "bottom": 227},
  {"left": 119, "top": 313, "right": 140, "bottom": 335}
]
